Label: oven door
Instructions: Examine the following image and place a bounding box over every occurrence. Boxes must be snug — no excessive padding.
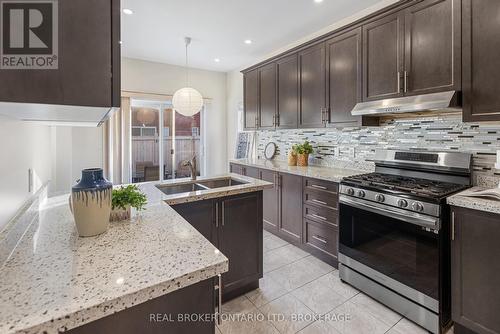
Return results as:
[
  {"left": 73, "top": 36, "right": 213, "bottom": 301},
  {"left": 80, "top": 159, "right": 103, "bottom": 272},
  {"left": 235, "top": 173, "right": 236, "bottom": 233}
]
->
[{"left": 339, "top": 195, "right": 440, "bottom": 311}]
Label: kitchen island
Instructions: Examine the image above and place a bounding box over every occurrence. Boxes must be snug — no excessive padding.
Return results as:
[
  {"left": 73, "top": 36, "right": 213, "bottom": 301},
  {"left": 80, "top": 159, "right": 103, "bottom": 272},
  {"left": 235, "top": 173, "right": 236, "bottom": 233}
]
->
[{"left": 0, "top": 174, "right": 271, "bottom": 334}]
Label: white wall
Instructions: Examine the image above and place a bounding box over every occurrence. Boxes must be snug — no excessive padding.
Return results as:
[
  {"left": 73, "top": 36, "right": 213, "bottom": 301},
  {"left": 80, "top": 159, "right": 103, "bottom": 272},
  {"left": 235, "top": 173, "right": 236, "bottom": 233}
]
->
[
  {"left": 122, "top": 57, "right": 228, "bottom": 175},
  {"left": 0, "top": 117, "right": 52, "bottom": 229},
  {"left": 226, "top": 70, "right": 244, "bottom": 160}
]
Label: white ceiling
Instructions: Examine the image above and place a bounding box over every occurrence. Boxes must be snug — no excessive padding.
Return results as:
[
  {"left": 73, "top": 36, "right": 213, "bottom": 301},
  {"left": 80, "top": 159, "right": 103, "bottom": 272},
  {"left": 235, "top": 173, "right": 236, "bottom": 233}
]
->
[{"left": 121, "top": 0, "right": 387, "bottom": 72}]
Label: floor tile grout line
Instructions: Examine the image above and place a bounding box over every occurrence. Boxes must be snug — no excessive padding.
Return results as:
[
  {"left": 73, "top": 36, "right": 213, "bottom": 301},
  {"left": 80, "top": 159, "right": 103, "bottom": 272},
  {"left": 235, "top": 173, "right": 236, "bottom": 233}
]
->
[
  {"left": 263, "top": 241, "right": 291, "bottom": 254},
  {"left": 264, "top": 252, "right": 312, "bottom": 274}
]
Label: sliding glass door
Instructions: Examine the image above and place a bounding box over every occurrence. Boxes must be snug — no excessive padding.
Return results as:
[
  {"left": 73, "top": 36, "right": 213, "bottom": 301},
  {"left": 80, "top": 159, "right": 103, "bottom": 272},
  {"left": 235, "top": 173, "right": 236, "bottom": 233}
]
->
[{"left": 131, "top": 99, "right": 203, "bottom": 183}]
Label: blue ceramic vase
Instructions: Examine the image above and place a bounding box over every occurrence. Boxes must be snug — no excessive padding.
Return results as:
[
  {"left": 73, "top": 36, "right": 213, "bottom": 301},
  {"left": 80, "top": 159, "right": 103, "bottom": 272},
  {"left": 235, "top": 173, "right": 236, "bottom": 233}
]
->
[{"left": 69, "top": 168, "right": 112, "bottom": 237}]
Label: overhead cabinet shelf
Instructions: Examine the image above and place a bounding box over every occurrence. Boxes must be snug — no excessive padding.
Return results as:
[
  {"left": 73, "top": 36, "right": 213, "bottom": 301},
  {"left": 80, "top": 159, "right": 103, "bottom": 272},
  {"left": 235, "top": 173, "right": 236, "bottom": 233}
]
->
[{"left": 243, "top": 0, "right": 498, "bottom": 129}]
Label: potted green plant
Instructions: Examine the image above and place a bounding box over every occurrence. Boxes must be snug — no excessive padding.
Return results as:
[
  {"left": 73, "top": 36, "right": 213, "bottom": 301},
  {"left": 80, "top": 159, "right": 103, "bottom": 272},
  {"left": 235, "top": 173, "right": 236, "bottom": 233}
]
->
[
  {"left": 110, "top": 185, "right": 147, "bottom": 222},
  {"left": 293, "top": 141, "right": 314, "bottom": 167}
]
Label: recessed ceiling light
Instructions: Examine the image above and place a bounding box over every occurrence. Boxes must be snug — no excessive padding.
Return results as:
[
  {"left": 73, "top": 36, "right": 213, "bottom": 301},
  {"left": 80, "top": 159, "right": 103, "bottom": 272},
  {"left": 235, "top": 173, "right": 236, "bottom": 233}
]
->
[
  {"left": 314, "top": 0, "right": 324, "bottom": 3},
  {"left": 214, "top": 58, "right": 220, "bottom": 63},
  {"left": 123, "top": 8, "right": 133, "bottom": 15},
  {"left": 244, "top": 39, "right": 252, "bottom": 45}
]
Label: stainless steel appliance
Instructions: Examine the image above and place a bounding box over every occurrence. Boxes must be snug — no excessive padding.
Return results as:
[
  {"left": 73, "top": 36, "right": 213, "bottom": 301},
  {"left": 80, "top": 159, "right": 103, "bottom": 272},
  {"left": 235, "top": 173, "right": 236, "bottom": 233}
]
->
[{"left": 339, "top": 149, "right": 472, "bottom": 334}]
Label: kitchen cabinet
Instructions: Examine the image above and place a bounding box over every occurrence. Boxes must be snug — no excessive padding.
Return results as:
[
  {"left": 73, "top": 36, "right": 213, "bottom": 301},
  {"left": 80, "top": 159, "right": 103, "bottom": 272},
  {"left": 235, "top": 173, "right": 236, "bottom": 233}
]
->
[
  {"left": 404, "top": 0, "right": 460, "bottom": 95},
  {"left": 362, "top": 12, "right": 404, "bottom": 101},
  {"left": 259, "top": 63, "right": 277, "bottom": 129},
  {"left": 230, "top": 163, "right": 245, "bottom": 175},
  {"left": 326, "top": 27, "right": 362, "bottom": 126},
  {"left": 462, "top": 0, "right": 500, "bottom": 122},
  {"left": 299, "top": 43, "right": 327, "bottom": 128},
  {"left": 68, "top": 277, "right": 216, "bottom": 334},
  {"left": 244, "top": 166, "right": 260, "bottom": 179},
  {"left": 172, "top": 192, "right": 263, "bottom": 301},
  {"left": 276, "top": 54, "right": 299, "bottom": 129},
  {"left": 260, "top": 169, "right": 279, "bottom": 233},
  {"left": 278, "top": 173, "right": 303, "bottom": 243},
  {"left": 451, "top": 206, "right": 500, "bottom": 334},
  {"left": 0, "top": 0, "right": 120, "bottom": 109},
  {"left": 243, "top": 69, "right": 259, "bottom": 130}
]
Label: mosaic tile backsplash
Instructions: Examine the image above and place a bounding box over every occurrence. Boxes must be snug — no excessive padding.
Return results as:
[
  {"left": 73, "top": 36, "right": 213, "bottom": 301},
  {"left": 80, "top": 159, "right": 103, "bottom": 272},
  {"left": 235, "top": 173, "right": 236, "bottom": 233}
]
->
[{"left": 256, "top": 114, "right": 500, "bottom": 186}]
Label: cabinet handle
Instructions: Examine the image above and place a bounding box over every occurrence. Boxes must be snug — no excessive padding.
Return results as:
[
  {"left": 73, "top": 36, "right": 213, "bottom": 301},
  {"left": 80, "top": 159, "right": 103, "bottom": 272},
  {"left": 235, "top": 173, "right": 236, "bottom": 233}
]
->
[
  {"left": 272, "top": 115, "right": 276, "bottom": 127},
  {"left": 310, "top": 213, "right": 327, "bottom": 221},
  {"left": 397, "top": 71, "right": 401, "bottom": 93},
  {"left": 404, "top": 71, "right": 408, "bottom": 93},
  {"left": 451, "top": 211, "right": 455, "bottom": 241},
  {"left": 312, "top": 235, "right": 327, "bottom": 244},
  {"left": 310, "top": 184, "right": 327, "bottom": 190},
  {"left": 311, "top": 198, "right": 328, "bottom": 206},
  {"left": 320, "top": 108, "right": 324, "bottom": 124},
  {"left": 324, "top": 107, "right": 329, "bottom": 124},
  {"left": 276, "top": 114, "right": 280, "bottom": 127},
  {"left": 215, "top": 202, "right": 219, "bottom": 228},
  {"left": 215, "top": 274, "right": 222, "bottom": 325},
  {"left": 221, "top": 202, "right": 225, "bottom": 226}
]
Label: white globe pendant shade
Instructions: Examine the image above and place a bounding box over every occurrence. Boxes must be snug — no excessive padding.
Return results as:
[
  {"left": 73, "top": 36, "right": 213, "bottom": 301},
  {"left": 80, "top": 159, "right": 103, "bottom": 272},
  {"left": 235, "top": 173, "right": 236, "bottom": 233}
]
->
[{"left": 172, "top": 87, "right": 204, "bottom": 117}]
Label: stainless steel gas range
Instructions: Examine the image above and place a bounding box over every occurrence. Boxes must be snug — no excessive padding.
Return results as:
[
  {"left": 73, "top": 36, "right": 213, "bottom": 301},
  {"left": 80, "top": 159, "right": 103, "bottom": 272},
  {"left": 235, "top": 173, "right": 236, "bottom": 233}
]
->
[{"left": 338, "top": 150, "right": 472, "bottom": 334}]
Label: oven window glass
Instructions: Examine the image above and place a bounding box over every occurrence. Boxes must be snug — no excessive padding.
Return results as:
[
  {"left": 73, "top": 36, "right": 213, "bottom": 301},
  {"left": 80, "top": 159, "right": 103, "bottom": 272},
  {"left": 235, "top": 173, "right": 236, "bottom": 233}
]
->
[{"left": 339, "top": 203, "right": 439, "bottom": 299}]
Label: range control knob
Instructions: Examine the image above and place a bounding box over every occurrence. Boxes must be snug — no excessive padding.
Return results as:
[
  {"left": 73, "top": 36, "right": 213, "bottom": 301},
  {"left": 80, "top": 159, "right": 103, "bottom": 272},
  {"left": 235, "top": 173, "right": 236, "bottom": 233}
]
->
[
  {"left": 375, "top": 194, "right": 385, "bottom": 202},
  {"left": 357, "top": 190, "right": 366, "bottom": 198},
  {"left": 397, "top": 199, "right": 408, "bottom": 208},
  {"left": 412, "top": 202, "right": 424, "bottom": 212},
  {"left": 346, "top": 188, "right": 355, "bottom": 196}
]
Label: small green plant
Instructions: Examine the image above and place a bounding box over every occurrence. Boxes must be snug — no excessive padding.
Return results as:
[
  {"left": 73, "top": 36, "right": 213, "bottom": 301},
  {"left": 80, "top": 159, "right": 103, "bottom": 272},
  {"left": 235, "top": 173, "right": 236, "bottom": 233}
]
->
[
  {"left": 292, "top": 141, "right": 314, "bottom": 155},
  {"left": 112, "top": 185, "right": 147, "bottom": 211}
]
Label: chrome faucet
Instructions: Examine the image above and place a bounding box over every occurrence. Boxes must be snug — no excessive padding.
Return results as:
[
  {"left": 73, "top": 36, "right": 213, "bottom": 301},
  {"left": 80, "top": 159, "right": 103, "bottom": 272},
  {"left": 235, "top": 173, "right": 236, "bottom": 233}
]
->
[{"left": 181, "top": 156, "right": 197, "bottom": 180}]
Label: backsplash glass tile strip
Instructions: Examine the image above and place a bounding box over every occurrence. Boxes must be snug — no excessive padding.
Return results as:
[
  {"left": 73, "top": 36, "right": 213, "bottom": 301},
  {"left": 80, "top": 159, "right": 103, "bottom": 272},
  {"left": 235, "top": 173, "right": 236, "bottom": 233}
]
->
[{"left": 256, "top": 114, "right": 500, "bottom": 186}]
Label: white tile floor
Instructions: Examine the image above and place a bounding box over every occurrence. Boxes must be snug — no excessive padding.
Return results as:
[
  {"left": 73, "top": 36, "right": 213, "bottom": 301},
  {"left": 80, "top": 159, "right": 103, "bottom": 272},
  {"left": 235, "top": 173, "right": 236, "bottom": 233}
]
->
[{"left": 217, "top": 230, "right": 451, "bottom": 334}]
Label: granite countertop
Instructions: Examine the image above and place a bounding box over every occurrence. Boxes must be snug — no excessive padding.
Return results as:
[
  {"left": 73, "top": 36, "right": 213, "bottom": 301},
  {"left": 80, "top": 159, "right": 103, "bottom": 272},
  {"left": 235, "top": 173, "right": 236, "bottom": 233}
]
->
[
  {"left": 0, "top": 182, "right": 231, "bottom": 334},
  {"left": 448, "top": 186, "right": 500, "bottom": 215},
  {"left": 139, "top": 173, "right": 273, "bottom": 205},
  {"left": 230, "top": 158, "right": 367, "bottom": 183}
]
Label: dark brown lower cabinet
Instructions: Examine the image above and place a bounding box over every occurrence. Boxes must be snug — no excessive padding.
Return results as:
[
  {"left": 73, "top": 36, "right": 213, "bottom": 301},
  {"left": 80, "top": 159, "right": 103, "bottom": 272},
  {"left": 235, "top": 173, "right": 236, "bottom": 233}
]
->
[
  {"left": 278, "top": 173, "right": 303, "bottom": 243},
  {"left": 67, "top": 278, "right": 216, "bottom": 334},
  {"left": 172, "top": 192, "right": 263, "bottom": 302},
  {"left": 451, "top": 206, "right": 500, "bottom": 334},
  {"left": 260, "top": 169, "right": 279, "bottom": 233}
]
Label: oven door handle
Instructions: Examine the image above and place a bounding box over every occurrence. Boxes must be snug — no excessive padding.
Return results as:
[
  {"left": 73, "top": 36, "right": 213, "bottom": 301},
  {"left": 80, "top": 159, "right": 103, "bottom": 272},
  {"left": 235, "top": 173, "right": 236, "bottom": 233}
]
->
[{"left": 339, "top": 195, "right": 440, "bottom": 230}]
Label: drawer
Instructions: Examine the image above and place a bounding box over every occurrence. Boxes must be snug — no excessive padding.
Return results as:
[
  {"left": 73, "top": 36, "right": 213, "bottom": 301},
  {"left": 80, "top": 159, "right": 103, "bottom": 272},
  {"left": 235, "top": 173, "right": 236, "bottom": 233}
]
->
[
  {"left": 304, "top": 178, "right": 338, "bottom": 194},
  {"left": 304, "top": 219, "right": 338, "bottom": 258},
  {"left": 304, "top": 189, "right": 338, "bottom": 210},
  {"left": 304, "top": 204, "right": 338, "bottom": 228}
]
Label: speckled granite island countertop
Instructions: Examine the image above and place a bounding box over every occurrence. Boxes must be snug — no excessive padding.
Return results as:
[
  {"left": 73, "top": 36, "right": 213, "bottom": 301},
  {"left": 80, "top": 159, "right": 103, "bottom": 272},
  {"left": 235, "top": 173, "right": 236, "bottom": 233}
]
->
[
  {"left": 0, "top": 181, "right": 233, "bottom": 333},
  {"left": 230, "top": 158, "right": 367, "bottom": 183},
  {"left": 448, "top": 186, "right": 500, "bottom": 215}
]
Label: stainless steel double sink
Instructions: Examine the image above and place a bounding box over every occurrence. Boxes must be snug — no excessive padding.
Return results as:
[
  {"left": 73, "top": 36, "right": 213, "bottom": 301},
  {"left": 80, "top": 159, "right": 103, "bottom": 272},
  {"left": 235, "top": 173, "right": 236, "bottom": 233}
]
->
[{"left": 156, "top": 177, "right": 247, "bottom": 195}]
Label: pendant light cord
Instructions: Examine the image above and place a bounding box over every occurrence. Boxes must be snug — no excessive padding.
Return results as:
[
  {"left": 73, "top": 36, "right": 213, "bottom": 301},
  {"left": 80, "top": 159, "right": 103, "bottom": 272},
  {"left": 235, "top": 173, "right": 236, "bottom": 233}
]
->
[{"left": 184, "top": 37, "right": 191, "bottom": 87}]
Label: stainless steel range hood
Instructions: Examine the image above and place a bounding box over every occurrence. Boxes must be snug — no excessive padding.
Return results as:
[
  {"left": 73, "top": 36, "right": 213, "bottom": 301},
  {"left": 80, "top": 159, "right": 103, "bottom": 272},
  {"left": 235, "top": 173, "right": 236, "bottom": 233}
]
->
[{"left": 351, "top": 91, "right": 461, "bottom": 117}]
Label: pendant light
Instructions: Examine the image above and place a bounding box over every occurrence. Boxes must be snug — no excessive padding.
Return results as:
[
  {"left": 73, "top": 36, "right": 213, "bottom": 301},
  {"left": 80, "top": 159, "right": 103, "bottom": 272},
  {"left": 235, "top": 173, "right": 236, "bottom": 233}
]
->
[{"left": 172, "top": 37, "right": 204, "bottom": 117}]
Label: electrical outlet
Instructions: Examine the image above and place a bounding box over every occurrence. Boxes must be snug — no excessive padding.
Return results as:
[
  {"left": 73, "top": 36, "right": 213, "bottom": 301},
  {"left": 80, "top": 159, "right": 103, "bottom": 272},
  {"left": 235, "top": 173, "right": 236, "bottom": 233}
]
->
[
  {"left": 349, "top": 147, "right": 356, "bottom": 158},
  {"left": 28, "top": 168, "right": 33, "bottom": 193}
]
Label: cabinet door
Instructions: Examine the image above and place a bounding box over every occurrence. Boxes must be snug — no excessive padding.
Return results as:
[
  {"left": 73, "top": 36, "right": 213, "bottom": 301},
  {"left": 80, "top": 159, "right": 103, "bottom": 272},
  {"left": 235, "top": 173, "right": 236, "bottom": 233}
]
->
[
  {"left": 259, "top": 63, "right": 277, "bottom": 129},
  {"left": 404, "top": 0, "right": 460, "bottom": 96},
  {"left": 171, "top": 200, "right": 217, "bottom": 245},
  {"left": 230, "top": 163, "right": 244, "bottom": 175},
  {"left": 462, "top": 0, "right": 500, "bottom": 122},
  {"left": 363, "top": 12, "right": 404, "bottom": 101},
  {"left": 276, "top": 54, "right": 299, "bottom": 129},
  {"left": 0, "top": 0, "right": 118, "bottom": 107},
  {"left": 244, "top": 166, "right": 260, "bottom": 179},
  {"left": 278, "top": 173, "right": 303, "bottom": 243},
  {"left": 219, "top": 193, "right": 263, "bottom": 292},
  {"left": 244, "top": 69, "right": 259, "bottom": 130},
  {"left": 326, "top": 27, "right": 362, "bottom": 126},
  {"left": 451, "top": 207, "right": 500, "bottom": 334},
  {"left": 260, "top": 169, "right": 279, "bottom": 233},
  {"left": 299, "top": 43, "right": 326, "bottom": 128}
]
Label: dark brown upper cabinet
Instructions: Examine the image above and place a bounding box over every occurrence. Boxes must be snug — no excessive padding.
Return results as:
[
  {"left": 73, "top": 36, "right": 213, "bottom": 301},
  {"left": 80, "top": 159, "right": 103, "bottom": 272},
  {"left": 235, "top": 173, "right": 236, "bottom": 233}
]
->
[
  {"left": 243, "top": 69, "right": 259, "bottom": 130},
  {"left": 404, "top": 0, "right": 461, "bottom": 96},
  {"left": 326, "top": 27, "right": 362, "bottom": 126},
  {"left": 299, "top": 43, "right": 327, "bottom": 128},
  {"left": 462, "top": 0, "right": 500, "bottom": 122},
  {"left": 259, "top": 63, "right": 277, "bottom": 129},
  {"left": 363, "top": 12, "right": 405, "bottom": 101},
  {"left": 276, "top": 54, "right": 299, "bottom": 129},
  {"left": 0, "top": 0, "right": 120, "bottom": 123}
]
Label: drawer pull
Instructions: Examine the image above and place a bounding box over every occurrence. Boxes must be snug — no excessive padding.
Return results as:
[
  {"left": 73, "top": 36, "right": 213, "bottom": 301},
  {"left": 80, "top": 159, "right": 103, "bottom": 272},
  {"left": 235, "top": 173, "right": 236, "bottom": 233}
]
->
[
  {"left": 311, "top": 199, "right": 328, "bottom": 206},
  {"left": 312, "top": 235, "right": 327, "bottom": 244},
  {"left": 310, "top": 184, "right": 327, "bottom": 190},
  {"left": 310, "top": 213, "right": 327, "bottom": 221}
]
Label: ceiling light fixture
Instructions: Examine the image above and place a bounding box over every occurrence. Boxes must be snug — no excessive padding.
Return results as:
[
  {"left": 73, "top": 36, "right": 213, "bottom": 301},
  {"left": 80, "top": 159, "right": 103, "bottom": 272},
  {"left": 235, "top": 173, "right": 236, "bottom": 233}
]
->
[
  {"left": 172, "top": 37, "right": 204, "bottom": 117},
  {"left": 244, "top": 39, "right": 252, "bottom": 45},
  {"left": 314, "top": 0, "right": 324, "bottom": 3},
  {"left": 122, "top": 8, "right": 133, "bottom": 15},
  {"left": 214, "top": 58, "right": 220, "bottom": 63}
]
